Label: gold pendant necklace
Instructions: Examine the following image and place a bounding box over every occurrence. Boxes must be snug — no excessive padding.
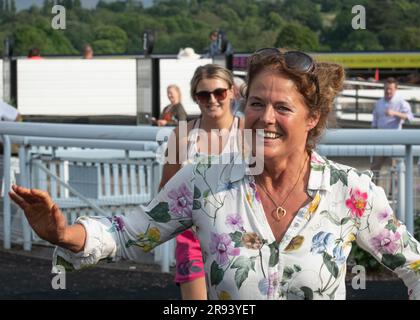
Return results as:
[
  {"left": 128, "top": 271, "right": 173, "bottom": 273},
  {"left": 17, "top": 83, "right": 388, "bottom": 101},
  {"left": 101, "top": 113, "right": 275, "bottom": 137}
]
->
[{"left": 256, "top": 155, "right": 308, "bottom": 222}]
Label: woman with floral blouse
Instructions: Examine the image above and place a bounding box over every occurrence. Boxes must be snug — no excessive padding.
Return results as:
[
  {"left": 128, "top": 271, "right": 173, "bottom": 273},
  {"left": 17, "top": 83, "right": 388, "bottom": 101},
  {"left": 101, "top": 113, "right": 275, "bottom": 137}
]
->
[{"left": 9, "top": 48, "right": 420, "bottom": 300}]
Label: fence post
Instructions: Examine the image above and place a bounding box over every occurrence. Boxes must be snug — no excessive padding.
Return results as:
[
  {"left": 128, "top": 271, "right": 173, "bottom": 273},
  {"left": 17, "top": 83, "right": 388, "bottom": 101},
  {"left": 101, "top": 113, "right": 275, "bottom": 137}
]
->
[
  {"left": 2, "top": 135, "right": 11, "bottom": 249},
  {"left": 396, "top": 158, "right": 405, "bottom": 223},
  {"left": 18, "top": 144, "right": 32, "bottom": 251},
  {"left": 150, "top": 159, "right": 170, "bottom": 273},
  {"left": 405, "top": 146, "right": 414, "bottom": 234},
  {"left": 355, "top": 85, "right": 359, "bottom": 121}
]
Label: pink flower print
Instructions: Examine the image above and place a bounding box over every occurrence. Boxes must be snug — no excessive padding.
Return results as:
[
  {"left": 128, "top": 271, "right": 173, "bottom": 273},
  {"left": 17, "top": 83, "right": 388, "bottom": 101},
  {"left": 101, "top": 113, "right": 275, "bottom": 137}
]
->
[
  {"left": 378, "top": 209, "right": 392, "bottom": 222},
  {"left": 345, "top": 188, "right": 368, "bottom": 218},
  {"left": 167, "top": 183, "right": 193, "bottom": 218},
  {"left": 311, "top": 152, "right": 325, "bottom": 164},
  {"left": 209, "top": 232, "right": 240, "bottom": 266},
  {"left": 226, "top": 214, "right": 245, "bottom": 232},
  {"left": 370, "top": 229, "right": 401, "bottom": 255}
]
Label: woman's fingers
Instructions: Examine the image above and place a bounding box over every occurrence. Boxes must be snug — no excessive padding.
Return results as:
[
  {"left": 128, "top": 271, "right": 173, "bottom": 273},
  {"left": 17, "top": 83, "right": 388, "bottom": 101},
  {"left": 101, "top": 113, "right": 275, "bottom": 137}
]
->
[
  {"left": 8, "top": 191, "right": 29, "bottom": 211},
  {"left": 12, "top": 185, "right": 53, "bottom": 206},
  {"left": 11, "top": 185, "right": 41, "bottom": 203},
  {"left": 29, "top": 189, "right": 55, "bottom": 208}
]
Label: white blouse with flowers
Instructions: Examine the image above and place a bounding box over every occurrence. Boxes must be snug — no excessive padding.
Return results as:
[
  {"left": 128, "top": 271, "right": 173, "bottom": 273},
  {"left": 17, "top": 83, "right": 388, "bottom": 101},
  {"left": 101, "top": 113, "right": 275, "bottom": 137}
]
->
[{"left": 54, "top": 151, "right": 420, "bottom": 300}]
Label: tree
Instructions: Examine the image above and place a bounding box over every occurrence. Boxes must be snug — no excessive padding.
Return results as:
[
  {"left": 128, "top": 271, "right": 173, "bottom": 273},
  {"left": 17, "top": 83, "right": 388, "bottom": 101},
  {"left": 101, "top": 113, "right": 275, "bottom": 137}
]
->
[
  {"left": 13, "top": 25, "right": 53, "bottom": 55},
  {"left": 280, "top": 0, "right": 324, "bottom": 31},
  {"left": 93, "top": 25, "right": 128, "bottom": 54},
  {"left": 10, "top": 0, "right": 15, "bottom": 13},
  {"left": 339, "top": 30, "right": 383, "bottom": 51},
  {"left": 73, "top": 0, "right": 81, "bottom": 9},
  {"left": 276, "top": 23, "right": 320, "bottom": 51}
]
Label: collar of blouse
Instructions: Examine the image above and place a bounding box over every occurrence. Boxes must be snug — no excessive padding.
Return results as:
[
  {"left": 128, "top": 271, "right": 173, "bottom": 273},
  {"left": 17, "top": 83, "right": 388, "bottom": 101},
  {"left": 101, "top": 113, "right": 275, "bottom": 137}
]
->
[{"left": 223, "top": 150, "right": 333, "bottom": 193}]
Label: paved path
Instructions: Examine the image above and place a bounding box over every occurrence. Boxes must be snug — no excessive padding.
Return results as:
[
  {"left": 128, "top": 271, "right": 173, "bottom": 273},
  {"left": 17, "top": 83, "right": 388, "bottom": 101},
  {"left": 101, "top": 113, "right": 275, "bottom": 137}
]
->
[
  {"left": 0, "top": 247, "right": 408, "bottom": 300},
  {"left": 0, "top": 248, "right": 181, "bottom": 300}
]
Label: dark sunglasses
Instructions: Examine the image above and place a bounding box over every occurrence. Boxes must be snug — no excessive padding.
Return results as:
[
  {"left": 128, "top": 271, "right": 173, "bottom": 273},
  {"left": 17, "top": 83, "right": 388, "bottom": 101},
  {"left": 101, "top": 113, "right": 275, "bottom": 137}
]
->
[
  {"left": 195, "top": 88, "right": 228, "bottom": 104},
  {"left": 250, "top": 48, "right": 320, "bottom": 105}
]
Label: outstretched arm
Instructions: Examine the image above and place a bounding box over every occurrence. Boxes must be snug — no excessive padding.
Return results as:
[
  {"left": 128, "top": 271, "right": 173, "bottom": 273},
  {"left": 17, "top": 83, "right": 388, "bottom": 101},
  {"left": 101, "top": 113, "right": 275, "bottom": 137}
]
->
[
  {"left": 10, "top": 164, "right": 196, "bottom": 270},
  {"left": 9, "top": 185, "right": 86, "bottom": 253},
  {"left": 356, "top": 182, "right": 420, "bottom": 299}
]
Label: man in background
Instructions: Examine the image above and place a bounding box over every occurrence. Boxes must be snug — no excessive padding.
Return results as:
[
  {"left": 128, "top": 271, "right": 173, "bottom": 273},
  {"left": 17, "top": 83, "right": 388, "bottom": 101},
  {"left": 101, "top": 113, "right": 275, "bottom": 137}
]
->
[
  {"left": 206, "top": 30, "right": 232, "bottom": 58},
  {"left": 371, "top": 77, "right": 414, "bottom": 182}
]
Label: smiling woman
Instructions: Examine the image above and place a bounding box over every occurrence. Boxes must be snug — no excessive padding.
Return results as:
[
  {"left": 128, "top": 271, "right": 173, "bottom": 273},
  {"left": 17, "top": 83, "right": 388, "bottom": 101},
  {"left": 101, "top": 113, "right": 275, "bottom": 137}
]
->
[{"left": 9, "top": 49, "right": 420, "bottom": 300}]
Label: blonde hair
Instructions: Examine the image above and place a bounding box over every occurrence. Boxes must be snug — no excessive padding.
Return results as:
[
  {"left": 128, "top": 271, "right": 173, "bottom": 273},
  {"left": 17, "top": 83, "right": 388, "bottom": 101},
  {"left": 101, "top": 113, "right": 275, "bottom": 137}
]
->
[
  {"left": 190, "top": 64, "right": 234, "bottom": 102},
  {"left": 167, "top": 84, "right": 182, "bottom": 102}
]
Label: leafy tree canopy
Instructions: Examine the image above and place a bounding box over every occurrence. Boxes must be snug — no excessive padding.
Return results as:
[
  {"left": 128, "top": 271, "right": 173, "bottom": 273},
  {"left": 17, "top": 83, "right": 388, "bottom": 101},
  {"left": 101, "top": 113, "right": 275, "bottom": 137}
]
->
[{"left": 1, "top": 0, "right": 419, "bottom": 56}]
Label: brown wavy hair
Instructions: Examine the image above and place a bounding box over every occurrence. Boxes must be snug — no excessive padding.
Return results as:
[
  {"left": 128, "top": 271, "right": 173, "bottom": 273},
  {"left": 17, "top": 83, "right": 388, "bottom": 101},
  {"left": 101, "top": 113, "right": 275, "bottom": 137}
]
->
[{"left": 243, "top": 49, "right": 345, "bottom": 151}]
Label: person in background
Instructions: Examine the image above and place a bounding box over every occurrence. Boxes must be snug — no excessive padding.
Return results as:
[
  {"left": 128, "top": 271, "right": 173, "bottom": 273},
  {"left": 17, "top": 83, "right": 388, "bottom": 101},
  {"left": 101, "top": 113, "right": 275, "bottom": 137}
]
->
[
  {"left": 207, "top": 30, "right": 219, "bottom": 58},
  {"left": 205, "top": 30, "right": 233, "bottom": 58},
  {"left": 152, "top": 85, "right": 187, "bottom": 127},
  {"left": 371, "top": 77, "right": 414, "bottom": 182},
  {"left": 159, "top": 64, "right": 244, "bottom": 299},
  {"left": 232, "top": 76, "right": 246, "bottom": 116},
  {"left": 0, "top": 100, "right": 21, "bottom": 122},
  {"left": 27, "top": 48, "right": 42, "bottom": 59},
  {"left": 82, "top": 44, "right": 94, "bottom": 59},
  {"left": 0, "top": 100, "right": 22, "bottom": 156}
]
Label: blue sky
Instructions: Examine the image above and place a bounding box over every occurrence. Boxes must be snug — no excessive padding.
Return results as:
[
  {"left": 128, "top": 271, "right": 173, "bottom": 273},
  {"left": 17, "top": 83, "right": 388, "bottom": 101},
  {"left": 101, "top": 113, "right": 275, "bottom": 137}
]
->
[{"left": 15, "top": 0, "right": 153, "bottom": 10}]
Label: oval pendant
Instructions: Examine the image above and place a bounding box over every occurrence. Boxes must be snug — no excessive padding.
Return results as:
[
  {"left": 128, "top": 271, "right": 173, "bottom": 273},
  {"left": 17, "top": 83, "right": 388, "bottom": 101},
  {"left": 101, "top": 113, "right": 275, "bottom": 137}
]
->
[{"left": 274, "top": 207, "right": 286, "bottom": 221}]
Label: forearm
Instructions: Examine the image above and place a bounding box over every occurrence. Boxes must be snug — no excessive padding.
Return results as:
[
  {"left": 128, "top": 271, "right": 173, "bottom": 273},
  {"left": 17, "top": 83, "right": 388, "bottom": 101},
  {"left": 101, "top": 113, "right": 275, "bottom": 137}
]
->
[
  {"left": 60, "top": 224, "right": 87, "bottom": 253},
  {"left": 387, "top": 109, "right": 408, "bottom": 120},
  {"left": 394, "top": 111, "right": 408, "bottom": 120}
]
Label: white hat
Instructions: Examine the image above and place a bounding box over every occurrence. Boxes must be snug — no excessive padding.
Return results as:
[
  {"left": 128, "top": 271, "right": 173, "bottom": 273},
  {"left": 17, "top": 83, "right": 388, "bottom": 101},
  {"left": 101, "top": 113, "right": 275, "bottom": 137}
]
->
[{"left": 177, "top": 47, "right": 201, "bottom": 59}]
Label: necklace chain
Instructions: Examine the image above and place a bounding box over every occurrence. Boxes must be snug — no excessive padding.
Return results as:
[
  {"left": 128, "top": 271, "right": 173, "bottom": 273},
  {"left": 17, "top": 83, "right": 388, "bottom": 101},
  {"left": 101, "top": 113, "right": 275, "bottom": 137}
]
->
[{"left": 256, "top": 155, "right": 308, "bottom": 221}]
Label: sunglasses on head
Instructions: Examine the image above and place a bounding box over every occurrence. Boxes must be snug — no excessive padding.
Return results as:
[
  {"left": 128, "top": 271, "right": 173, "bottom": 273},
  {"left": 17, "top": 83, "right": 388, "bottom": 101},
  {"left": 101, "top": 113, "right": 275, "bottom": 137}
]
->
[
  {"left": 250, "top": 48, "right": 320, "bottom": 105},
  {"left": 195, "top": 88, "right": 228, "bottom": 104}
]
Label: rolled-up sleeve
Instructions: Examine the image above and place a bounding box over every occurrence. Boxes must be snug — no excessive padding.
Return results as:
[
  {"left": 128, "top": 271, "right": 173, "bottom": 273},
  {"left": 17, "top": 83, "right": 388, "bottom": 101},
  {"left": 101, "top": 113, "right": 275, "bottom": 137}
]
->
[
  {"left": 356, "top": 182, "right": 420, "bottom": 300},
  {"left": 53, "top": 164, "right": 195, "bottom": 270},
  {"left": 401, "top": 100, "right": 414, "bottom": 122}
]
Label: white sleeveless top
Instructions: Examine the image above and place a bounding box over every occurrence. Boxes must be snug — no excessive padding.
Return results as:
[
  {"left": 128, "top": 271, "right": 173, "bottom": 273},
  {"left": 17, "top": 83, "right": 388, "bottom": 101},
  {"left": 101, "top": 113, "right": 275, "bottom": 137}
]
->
[{"left": 183, "top": 116, "right": 240, "bottom": 167}]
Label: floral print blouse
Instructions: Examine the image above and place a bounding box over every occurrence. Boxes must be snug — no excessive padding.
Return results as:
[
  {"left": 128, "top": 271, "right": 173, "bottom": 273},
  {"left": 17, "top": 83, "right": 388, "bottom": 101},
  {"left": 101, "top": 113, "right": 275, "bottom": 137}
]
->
[{"left": 54, "top": 151, "right": 420, "bottom": 300}]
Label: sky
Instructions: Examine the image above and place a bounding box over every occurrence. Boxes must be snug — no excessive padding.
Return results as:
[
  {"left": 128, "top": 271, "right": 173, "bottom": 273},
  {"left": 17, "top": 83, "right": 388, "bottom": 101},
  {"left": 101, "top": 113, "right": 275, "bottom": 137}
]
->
[{"left": 15, "top": 0, "right": 153, "bottom": 11}]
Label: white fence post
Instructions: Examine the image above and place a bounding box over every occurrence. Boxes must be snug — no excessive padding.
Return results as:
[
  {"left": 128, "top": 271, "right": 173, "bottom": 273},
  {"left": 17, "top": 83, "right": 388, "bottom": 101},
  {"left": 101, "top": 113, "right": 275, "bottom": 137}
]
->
[
  {"left": 397, "top": 158, "right": 406, "bottom": 223},
  {"left": 19, "top": 145, "right": 32, "bottom": 251}
]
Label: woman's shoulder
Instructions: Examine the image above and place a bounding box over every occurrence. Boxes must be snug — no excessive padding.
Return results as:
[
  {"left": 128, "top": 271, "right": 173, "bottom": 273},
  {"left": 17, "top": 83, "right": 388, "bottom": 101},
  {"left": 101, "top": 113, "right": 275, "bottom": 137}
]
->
[
  {"left": 323, "top": 156, "right": 374, "bottom": 190},
  {"left": 162, "top": 104, "right": 171, "bottom": 112},
  {"left": 174, "top": 102, "right": 186, "bottom": 110}
]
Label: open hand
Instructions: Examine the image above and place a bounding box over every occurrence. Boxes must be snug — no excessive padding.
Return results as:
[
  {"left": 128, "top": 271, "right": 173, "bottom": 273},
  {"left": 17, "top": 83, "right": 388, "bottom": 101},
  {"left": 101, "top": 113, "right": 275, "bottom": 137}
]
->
[{"left": 9, "top": 185, "right": 68, "bottom": 246}]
